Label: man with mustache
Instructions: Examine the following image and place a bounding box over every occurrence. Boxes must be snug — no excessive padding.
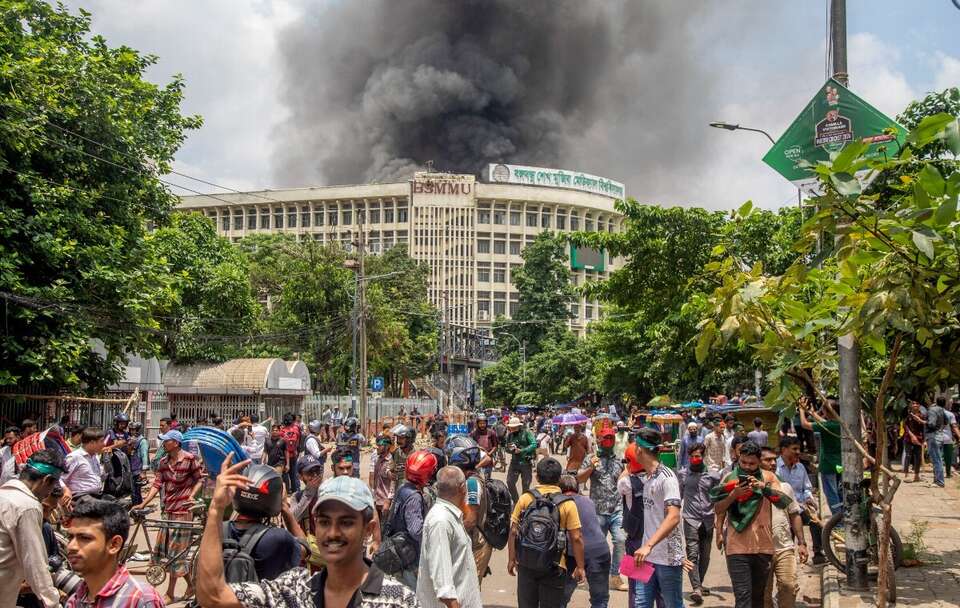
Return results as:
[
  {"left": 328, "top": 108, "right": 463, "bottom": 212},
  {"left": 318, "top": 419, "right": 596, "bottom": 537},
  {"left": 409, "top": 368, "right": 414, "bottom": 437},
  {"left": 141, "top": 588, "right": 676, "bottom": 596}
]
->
[
  {"left": 197, "top": 454, "right": 421, "bottom": 608},
  {"left": 63, "top": 499, "right": 164, "bottom": 608}
]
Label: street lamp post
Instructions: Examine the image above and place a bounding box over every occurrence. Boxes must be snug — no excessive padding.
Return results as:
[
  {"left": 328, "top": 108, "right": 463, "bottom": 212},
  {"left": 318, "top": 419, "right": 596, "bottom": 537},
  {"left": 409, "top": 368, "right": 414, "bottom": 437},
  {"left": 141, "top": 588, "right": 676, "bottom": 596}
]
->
[{"left": 709, "top": 121, "right": 802, "bottom": 211}]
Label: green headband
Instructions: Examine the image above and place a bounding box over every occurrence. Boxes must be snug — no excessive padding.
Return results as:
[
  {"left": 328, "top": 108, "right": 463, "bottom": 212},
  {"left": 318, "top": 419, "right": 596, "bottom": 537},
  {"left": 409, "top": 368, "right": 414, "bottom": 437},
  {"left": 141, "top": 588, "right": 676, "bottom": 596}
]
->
[
  {"left": 635, "top": 438, "right": 659, "bottom": 450},
  {"left": 26, "top": 460, "right": 63, "bottom": 478}
]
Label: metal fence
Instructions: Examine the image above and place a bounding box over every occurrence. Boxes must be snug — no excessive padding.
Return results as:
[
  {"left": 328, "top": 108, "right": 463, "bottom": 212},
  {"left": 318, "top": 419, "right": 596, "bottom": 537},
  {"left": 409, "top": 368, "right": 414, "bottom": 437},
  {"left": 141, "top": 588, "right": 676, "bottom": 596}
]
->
[{"left": 301, "top": 395, "right": 441, "bottom": 421}]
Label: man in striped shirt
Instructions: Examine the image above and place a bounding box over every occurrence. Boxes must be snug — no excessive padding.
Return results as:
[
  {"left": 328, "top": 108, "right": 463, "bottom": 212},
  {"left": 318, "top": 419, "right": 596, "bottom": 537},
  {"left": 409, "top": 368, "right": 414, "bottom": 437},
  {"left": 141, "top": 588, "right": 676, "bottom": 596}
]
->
[{"left": 65, "top": 499, "right": 164, "bottom": 608}]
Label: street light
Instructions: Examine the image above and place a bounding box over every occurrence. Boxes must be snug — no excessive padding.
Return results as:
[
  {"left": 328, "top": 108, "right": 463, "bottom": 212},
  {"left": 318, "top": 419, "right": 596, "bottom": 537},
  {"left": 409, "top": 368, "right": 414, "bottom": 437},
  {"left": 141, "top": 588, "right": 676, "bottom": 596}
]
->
[
  {"left": 496, "top": 332, "right": 526, "bottom": 392},
  {"left": 708, "top": 122, "right": 776, "bottom": 144},
  {"left": 709, "top": 121, "right": 802, "bottom": 211}
]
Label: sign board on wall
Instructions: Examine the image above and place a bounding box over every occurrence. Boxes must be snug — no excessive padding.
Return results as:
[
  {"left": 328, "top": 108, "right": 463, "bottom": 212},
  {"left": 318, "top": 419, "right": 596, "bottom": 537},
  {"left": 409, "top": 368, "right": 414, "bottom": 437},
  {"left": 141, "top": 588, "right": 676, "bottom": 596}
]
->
[
  {"left": 570, "top": 244, "right": 605, "bottom": 271},
  {"left": 410, "top": 172, "right": 476, "bottom": 206},
  {"left": 762, "top": 78, "right": 907, "bottom": 196},
  {"left": 278, "top": 376, "right": 304, "bottom": 390},
  {"left": 487, "top": 164, "right": 626, "bottom": 199}
]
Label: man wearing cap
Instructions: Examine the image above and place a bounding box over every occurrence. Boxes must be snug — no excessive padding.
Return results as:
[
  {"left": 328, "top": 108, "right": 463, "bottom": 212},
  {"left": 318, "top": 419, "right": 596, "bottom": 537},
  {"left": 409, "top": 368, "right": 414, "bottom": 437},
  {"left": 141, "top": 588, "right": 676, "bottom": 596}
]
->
[
  {"left": 197, "top": 455, "right": 420, "bottom": 608},
  {"left": 505, "top": 417, "right": 536, "bottom": 503},
  {"left": 0, "top": 449, "right": 64, "bottom": 608},
  {"left": 678, "top": 422, "right": 701, "bottom": 470},
  {"left": 135, "top": 429, "right": 203, "bottom": 604}
]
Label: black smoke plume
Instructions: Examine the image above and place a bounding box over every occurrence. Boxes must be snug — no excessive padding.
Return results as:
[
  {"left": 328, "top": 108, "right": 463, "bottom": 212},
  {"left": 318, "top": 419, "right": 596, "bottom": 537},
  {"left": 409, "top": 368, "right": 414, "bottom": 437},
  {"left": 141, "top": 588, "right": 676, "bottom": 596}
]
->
[{"left": 273, "top": 1, "right": 716, "bottom": 191}]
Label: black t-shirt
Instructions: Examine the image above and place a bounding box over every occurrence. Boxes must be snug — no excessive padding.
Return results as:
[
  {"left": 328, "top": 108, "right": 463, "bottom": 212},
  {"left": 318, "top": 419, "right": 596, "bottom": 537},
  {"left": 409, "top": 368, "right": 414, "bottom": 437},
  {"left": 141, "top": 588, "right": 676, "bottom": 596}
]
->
[
  {"left": 227, "top": 522, "right": 301, "bottom": 581},
  {"left": 264, "top": 437, "right": 287, "bottom": 467}
]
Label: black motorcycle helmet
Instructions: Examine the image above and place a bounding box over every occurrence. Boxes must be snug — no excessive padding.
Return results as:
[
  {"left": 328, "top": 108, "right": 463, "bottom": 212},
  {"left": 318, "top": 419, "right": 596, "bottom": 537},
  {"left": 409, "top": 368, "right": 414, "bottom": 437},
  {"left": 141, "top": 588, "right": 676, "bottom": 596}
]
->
[
  {"left": 445, "top": 435, "right": 482, "bottom": 471},
  {"left": 393, "top": 424, "right": 416, "bottom": 447},
  {"left": 344, "top": 417, "right": 359, "bottom": 434},
  {"left": 113, "top": 412, "right": 129, "bottom": 424},
  {"left": 282, "top": 412, "right": 295, "bottom": 426},
  {"left": 233, "top": 464, "right": 283, "bottom": 519}
]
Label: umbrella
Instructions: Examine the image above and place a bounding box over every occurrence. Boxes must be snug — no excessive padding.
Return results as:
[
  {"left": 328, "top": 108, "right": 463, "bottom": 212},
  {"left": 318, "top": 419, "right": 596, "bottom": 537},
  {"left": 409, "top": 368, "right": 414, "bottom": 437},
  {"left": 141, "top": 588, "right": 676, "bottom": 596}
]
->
[{"left": 558, "top": 412, "right": 589, "bottom": 426}]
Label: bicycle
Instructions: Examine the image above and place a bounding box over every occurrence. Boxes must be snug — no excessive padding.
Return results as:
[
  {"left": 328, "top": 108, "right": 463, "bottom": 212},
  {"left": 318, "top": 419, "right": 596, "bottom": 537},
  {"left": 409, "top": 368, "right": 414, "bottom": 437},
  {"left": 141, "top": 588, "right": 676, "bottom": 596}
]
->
[
  {"left": 820, "top": 476, "right": 902, "bottom": 603},
  {"left": 126, "top": 503, "right": 207, "bottom": 587}
]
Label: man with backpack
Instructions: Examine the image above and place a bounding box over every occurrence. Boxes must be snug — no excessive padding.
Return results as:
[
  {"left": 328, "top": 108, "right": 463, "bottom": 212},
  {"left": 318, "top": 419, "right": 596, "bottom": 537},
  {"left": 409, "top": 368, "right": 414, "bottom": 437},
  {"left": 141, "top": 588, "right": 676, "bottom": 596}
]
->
[
  {"left": 446, "top": 435, "right": 511, "bottom": 587},
  {"left": 263, "top": 424, "right": 289, "bottom": 474},
  {"left": 223, "top": 464, "right": 305, "bottom": 582},
  {"left": 197, "top": 455, "right": 421, "bottom": 608},
  {"left": 127, "top": 422, "right": 148, "bottom": 506},
  {"left": 507, "top": 457, "right": 585, "bottom": 608},
  {"left": 470, "top": 414, "right": 498, "bottom": 480},
  {"left": 504, "top": 417, "right": 537, "bottom": 503},
  {"left": 304, "top": 420, "right": 332, "bottom": 480},
  {"left": 376, "top": 450, "right": 437, "bottom": 591},
  {"left": 618, "top": 442, "right": 647, "bottom": 608}
]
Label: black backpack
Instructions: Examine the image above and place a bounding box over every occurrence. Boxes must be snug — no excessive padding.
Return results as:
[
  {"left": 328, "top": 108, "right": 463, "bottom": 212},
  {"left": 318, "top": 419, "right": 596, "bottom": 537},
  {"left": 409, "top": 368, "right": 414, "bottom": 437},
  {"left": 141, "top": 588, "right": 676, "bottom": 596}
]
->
[
  {"left": 480, "top": 478, "right": 512, "bottom": 550},
  {"left": 373, "top": 488, "right": 422, "bottom": 575},
  {"left": 102, "top": 450, "right": 133, "bottom": 498},
  {"left": 516, "top": 489, "right": 571, "bottom": 572},
  {"left": 222, "top": 523, "right": 270, "bottom": 584}
]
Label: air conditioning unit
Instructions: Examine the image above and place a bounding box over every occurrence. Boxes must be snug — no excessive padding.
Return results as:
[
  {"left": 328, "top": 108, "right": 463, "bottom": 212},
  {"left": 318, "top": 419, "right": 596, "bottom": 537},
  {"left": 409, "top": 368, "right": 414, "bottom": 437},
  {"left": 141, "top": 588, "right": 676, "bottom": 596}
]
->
[{"left": 478, "top": 310, "right": 489, "bottom": 321}]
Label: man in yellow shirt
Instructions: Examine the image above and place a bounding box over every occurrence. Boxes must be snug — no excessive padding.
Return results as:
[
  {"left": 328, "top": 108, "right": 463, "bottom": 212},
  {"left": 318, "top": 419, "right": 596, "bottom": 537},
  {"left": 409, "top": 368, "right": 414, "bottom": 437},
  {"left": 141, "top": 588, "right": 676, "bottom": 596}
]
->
[{"left": 507, "top": 457, "right": 585, "bottom": 608}]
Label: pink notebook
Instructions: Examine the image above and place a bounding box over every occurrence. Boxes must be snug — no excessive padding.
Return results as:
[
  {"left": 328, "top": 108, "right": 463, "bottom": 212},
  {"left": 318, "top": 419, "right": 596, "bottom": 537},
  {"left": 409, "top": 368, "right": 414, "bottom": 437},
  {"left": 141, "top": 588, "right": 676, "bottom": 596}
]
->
[{"left": 619, "top": 555, "right": 655, "bottom": 583}]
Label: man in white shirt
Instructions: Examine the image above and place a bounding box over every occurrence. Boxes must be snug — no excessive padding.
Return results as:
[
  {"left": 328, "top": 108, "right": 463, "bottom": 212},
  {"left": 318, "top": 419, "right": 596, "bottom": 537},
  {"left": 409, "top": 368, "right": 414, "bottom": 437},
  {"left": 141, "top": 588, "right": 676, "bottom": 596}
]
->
[
  {"left": 761, "top": 446, "right": 808, "bottom": 608},
  {"left": 417, "top": 466, "right": 482, "bottom": 608},
  {"left": 0, "top": 449, "right": 64, "bottom": 608},
  {"left": 63, "top": 427, "right": 106, "bottom": 499}
]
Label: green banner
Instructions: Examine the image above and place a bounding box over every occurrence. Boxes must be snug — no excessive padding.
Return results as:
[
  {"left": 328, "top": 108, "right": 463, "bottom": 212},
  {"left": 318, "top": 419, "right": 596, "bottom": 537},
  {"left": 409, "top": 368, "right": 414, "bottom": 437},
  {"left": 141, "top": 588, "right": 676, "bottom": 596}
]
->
[{"left": 763, "top": 78, "right": 907, "bottom": 195}]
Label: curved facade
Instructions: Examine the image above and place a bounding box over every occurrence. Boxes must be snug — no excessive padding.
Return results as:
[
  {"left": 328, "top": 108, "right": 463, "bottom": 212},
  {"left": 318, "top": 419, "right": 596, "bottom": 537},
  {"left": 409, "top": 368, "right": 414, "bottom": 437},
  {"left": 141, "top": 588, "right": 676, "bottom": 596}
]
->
[{"left": 177, "top": 168, "right": 625, "bottom": 333}]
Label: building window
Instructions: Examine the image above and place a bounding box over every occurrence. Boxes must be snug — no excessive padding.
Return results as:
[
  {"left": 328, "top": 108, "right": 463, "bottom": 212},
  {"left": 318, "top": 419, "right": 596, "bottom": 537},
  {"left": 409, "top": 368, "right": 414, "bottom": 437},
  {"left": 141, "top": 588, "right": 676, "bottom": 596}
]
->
[
  {"left": 586, "top": 304, "right": 594, "bottom": 319},
  {"left": 260, "top": 211, "right": 270, "bottom": 229},
  {"left": 342, "top": 209, "right": 352, "bottom": 225},
  {"left": 369, "top": 209, "right": 380, "bottom": 223},
  {"left": 314, "top": 210, "right": 324, "bottom": 226},
  {"left": 509, "top": 302, "right": 519, "bottom": 316},
  {"left": 232, "top": 211, "right": 242, "bottom": 231},
  {"left": 509, "top": 241, "right": 521, "bottom": 255},
  {"left": 285, "top": 207, "right": 296, "bottom": 228},
  {"left": 541, "top": 213, "right": 551, "bottom": 228},
  {"left": 586, "top": 218, "right": 594, "bottom": 231},
  {"left": 398, "top": 208, "right": 408, "bottom": 222},
  {"left": 494, "top": 210, "right": 505, "bottom": 224},
  {"left": 478, "top": 210, "right": 491, "bottom": 224},
  {"left": 301, "top": 209, "right": 311, "bottom": 227},
  {"left": 493, "top": 301, "right": 506, "bottom": 316},
  {"left": 273, "top": 209, "right": 284, "bottom": 229},
  {"left": 510, "top": 211, "right": 521, "bottom": 226},
  {"left": 477, "top": 240, "right": 490, "bottom": 254},
  {"left": 494, "top": 240, "right": 506, "bottom": 254},
  {"left": 384, "top": 208, "right": 394, "bottom": 223},
  {"left": 556, "top": 215, "right": 566, "bottom": 230},
  {"left": 493, "top": 268, "right": 506, "bottom": 283},
  {"left": 247, "top": 210, "right": 257, "bottom": 230},
  {"left": 570, "top": 215, "right": 580, "bottom": 231},
  {"left": 221, "top": 214, "right": 230, "bottom": 231},
  {"left": 478, "top": 300, "right": 490, "bottom": 313},
  {"left": 570, "top": 302, "right": 580, "bottom": 317},
  {"left": 329, "top": 211, "right": 338, "bottom": 226},
  {"left": 478, "top": 268, "right": 490, "bottom": 282},
  {"left": 526, "top": 213, "right": 537, "bottom": 227}
]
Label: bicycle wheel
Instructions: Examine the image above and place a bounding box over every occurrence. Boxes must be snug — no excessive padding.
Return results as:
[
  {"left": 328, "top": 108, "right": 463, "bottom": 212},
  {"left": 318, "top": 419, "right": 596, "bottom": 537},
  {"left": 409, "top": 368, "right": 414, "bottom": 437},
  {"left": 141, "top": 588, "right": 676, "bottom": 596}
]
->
[{"left": 822, "top": 511, "right": 904, "bottom": 574}]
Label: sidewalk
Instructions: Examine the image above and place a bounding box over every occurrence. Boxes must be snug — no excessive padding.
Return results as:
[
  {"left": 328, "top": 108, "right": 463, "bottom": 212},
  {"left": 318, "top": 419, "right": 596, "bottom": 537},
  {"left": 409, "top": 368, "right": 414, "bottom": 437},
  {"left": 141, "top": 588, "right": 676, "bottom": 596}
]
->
[{"left": 828, "top": 471, "right": 960, "bottom": 607}]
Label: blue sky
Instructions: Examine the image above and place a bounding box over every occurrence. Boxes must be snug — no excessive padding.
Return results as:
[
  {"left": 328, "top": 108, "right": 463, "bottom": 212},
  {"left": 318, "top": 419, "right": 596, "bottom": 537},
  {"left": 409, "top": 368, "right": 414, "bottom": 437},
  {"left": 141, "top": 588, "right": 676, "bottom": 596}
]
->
[{"left": 59, "top": 1, "right": 959, "bottom": 210}]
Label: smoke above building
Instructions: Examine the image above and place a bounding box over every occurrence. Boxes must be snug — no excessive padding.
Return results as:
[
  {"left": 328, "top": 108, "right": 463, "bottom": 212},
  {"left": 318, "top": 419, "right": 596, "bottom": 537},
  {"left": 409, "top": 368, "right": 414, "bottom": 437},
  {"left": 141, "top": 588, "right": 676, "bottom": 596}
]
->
[{"left": 273, "top": 1, "right": 717, "bottom": 193}]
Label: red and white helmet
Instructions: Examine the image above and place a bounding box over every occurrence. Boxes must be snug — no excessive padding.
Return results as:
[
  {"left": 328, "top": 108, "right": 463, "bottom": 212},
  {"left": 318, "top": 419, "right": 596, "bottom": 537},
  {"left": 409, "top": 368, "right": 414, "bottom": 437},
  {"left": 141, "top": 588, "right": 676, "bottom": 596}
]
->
[{"left": 405, "top": 450, "right": 439, "bottom": 487}]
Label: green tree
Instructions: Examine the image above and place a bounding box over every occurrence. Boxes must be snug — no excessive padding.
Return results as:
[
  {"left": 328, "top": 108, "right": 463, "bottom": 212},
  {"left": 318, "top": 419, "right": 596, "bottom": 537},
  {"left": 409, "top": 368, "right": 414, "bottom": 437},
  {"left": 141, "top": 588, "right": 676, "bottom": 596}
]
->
[
  {"left": 0, "top": 1, "right": 199, "bottom": 390},
  {"left": 493, "top": 231, "right": 573, "bottom": 357},
  {"left": 147, "top": 213, "right": 260, "bottom": 362}
]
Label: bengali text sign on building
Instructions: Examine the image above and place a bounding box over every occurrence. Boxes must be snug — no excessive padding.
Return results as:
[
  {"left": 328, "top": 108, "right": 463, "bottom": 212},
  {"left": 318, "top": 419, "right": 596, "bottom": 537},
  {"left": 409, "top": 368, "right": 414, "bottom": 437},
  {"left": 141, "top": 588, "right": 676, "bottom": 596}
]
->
[
  {"left": 487, "top": 163, "right": 626, "bottom": 199},
  {"left": 763, "top": 78, "right": 907, "bottom": 196}
]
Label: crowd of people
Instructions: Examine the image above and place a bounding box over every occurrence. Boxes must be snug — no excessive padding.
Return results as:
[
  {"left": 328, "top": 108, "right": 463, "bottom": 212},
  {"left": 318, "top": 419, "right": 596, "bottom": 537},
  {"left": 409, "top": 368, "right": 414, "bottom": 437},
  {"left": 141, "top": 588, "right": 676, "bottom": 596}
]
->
[{"left": 0, "top": 394, "right": 957, "bottom": 608}]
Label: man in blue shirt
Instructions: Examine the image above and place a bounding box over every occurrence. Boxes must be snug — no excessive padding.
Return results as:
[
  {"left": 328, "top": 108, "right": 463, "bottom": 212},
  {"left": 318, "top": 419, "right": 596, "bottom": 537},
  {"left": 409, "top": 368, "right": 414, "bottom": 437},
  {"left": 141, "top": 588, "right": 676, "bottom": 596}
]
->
[{"left": 776, "top": 436, "right": 825, "bottom": 564}]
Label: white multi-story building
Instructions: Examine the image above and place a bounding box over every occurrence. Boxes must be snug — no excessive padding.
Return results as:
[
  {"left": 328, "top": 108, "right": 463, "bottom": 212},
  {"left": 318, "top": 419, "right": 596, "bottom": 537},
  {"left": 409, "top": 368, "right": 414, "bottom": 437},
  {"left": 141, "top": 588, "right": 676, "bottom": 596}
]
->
[{"left": 177, "top": 164, "right": 625, "bottom": 334}]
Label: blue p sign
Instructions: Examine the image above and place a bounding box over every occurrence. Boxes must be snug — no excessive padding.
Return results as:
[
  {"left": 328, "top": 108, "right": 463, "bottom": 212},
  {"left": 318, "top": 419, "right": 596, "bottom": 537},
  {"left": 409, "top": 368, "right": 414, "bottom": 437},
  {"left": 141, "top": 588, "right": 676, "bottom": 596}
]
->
[{"left": 370, "top": 376, "right": 384, "bottom": 392}]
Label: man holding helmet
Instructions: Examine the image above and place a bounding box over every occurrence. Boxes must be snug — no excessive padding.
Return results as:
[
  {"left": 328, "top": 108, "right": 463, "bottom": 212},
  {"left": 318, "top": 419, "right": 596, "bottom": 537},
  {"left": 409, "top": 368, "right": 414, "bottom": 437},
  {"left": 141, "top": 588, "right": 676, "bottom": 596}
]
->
[
  {"left": 0, "top": 449, "right": 64, "bottom": 608},
  {"left": 197, "top": 456, "right": 420, "bottom": 608},
  {"left": 224, "top": 463, "right": 305, "bottom": 581}
]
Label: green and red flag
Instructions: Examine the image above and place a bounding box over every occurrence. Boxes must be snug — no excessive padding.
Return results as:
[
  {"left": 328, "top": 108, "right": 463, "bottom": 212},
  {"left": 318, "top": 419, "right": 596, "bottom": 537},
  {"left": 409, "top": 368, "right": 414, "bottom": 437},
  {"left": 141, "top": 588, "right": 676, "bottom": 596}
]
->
[{"left": 709, "top": 467, "right": 793, "bottom": 532}]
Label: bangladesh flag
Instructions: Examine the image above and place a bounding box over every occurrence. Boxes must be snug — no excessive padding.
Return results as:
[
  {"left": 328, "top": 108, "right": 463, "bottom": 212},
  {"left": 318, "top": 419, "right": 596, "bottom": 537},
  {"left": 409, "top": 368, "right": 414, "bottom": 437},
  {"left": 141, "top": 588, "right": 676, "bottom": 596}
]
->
[{"left": 709, "top": 467, "right": 793, "bottom": 532}]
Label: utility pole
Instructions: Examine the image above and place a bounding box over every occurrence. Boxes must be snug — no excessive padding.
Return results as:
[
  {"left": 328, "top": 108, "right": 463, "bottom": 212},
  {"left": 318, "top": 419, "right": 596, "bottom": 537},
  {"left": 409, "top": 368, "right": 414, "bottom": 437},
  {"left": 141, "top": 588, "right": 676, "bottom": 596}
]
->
[
  {"left": 831, "top": 0, "right": 868, "bottom": 591},
  {"left": 358, "top": 212, "right": 368, "bottom": 430},
  {"left": 444, "top": 290, "right": 453, "bottom": 417}
]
